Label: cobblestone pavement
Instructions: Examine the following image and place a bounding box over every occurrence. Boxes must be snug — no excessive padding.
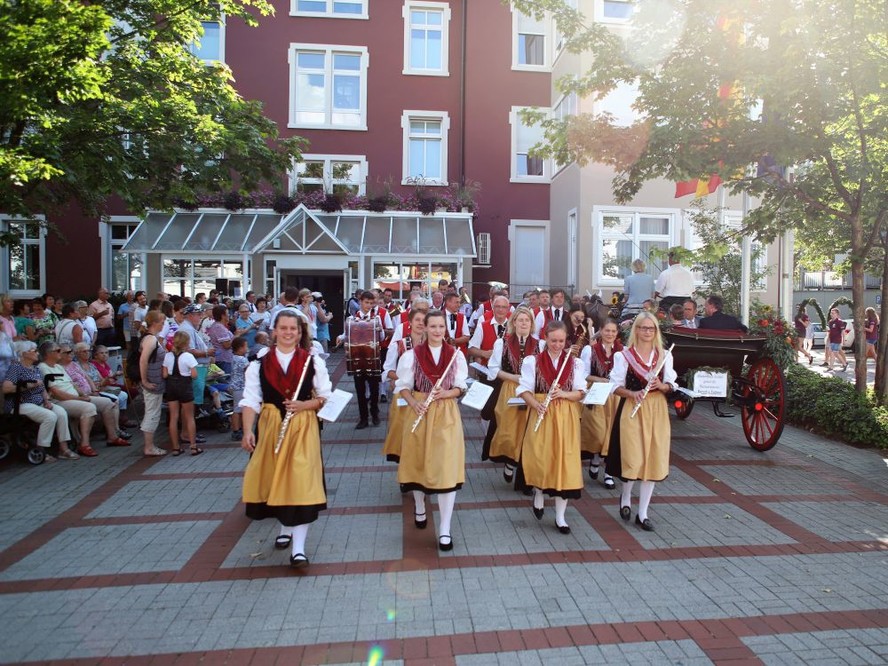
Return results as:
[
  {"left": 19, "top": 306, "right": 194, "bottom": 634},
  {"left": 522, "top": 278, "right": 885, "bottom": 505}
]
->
[{"left": 0, "top": 352, "right": 886, "bottom": 665}]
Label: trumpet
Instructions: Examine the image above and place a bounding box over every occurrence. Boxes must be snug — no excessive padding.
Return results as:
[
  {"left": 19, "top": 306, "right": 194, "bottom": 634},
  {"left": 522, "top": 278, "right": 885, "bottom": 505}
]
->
[
  {"left": 410, "top": 350, "right": 460, "bottom": 433},
  {"left": 274, "top": 355, "right": 313, "bottom": 455},
  {"left": 629, "top": 344, "right": 675, "bottom": 419}
]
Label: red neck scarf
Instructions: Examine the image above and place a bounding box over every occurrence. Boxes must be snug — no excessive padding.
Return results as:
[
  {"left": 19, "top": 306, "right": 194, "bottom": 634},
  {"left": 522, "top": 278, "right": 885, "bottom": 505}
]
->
[
  {"left": 504, "top": 334, "right": 538, "bottom": 372},
  {"left": 591, "top": 339, "right": 623, "bottom": 377},
  {"left": 263, "top": 346, "right": 310, "bottom": 397},
  {"left": 536, "top": 349, "right": 572, "bottom": 391},
  {"left": 413, "top": 342, "right": 456, "bottom": 393},
  {"left": 624, "top": 346, "right": 660, "bottom": 381}
]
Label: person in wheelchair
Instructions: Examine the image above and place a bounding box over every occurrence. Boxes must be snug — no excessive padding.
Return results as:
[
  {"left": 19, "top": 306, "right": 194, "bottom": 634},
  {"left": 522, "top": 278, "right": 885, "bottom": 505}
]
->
[{"left": 3, "top": 341, "right": 79, "bottom": 460}]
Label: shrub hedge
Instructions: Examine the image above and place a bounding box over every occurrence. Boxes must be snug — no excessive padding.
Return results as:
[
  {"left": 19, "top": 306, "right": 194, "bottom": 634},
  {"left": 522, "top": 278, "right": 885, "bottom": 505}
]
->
[{"left": 784, "top": 365, "right": 888, "bottom": 449}]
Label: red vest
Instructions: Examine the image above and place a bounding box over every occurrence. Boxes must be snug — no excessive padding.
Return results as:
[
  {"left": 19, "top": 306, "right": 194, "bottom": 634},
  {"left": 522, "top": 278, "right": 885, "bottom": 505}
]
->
[
  {"left": 444, "top": 311, "right": 468, "bottom": 356},
  {"left": 477, "top": 319, "right": 508, "bottom": 366}
]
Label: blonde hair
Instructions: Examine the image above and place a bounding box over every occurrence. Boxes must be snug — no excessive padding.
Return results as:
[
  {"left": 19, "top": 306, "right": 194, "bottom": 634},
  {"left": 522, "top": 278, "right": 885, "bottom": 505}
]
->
[
  {"left": 507, "top": 306, "right": 535, "bottom": 336},
  {"left": 631, "top": 258, "right": 646, "bottom": 272},
  {"left": 627, "top": 311, "right": 664, "bottom": 355},
  {"left": 172, "top": 330, "right": 191, "bottom": 353}
]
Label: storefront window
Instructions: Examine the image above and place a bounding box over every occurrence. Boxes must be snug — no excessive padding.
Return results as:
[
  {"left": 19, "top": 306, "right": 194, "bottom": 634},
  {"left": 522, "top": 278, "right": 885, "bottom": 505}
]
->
[
  {"left": 372, "top": 261, "right": 456, "bottom": 300},
  {"left": 162, "top": 258, "right": 243, "bottom": 298}
]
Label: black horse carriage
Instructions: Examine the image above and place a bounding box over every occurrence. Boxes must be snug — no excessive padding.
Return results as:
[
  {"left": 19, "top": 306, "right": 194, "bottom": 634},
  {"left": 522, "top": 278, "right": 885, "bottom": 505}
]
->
[{"left": 663, "top": 328, "right": 786, "bottom": 451}]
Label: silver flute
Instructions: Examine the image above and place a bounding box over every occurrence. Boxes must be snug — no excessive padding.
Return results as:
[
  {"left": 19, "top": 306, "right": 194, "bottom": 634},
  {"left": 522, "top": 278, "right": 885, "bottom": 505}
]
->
[{"left": 275, "top": 356, "right": 313, "bottom": 455}]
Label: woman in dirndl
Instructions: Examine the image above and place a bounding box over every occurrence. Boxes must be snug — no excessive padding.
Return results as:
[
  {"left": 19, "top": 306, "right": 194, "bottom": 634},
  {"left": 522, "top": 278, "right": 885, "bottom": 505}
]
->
[
  {"left": 240, "top": 310, "right": 332, "bottom": 568},
  {"left": 486, "top": 306, "right": 538, "bottom": 485},
  {"left": 580, "top": 318, "right": 622, "bottom": 489},
  {"left": 382, "top": 307, "right": 426, "bottom": 464},
  {"left": 517, "top": 320, "right": 587, "bottom": 534},
  {"left": 396, "top": 310, "right": 468, "bottom": 552},
  {"left": 606, "top": 311, "right": 676, "bottom": 531}
]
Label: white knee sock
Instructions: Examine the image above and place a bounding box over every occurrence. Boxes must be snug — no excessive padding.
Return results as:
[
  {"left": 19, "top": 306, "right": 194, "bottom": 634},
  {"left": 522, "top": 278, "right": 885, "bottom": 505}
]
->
[
  {"left": 638, "top": 481, "right": 655, "bottom": 521},
  {"left": 590, "top": 453, "right": 601, "bottom": 469},
  {"left": 554, "top": 497, "right": 568, "bottom": 527},
  {"left": 621, "top": 480, "right": 635, "bottom": 508},
  {"left": 436, "top": 491, "right": 456, "bottom": 538},
  {"left": 533, "top": 487, "right": 545, "bottom": 510},
  {"left": 413, "top": 490, "right": 426, "bottom": 517},
  {"left": 278, "top": 523, "right": 293, "bottom": 538},
  {"left": 291, "top": 523, "right": 310, "bottom": 557}
]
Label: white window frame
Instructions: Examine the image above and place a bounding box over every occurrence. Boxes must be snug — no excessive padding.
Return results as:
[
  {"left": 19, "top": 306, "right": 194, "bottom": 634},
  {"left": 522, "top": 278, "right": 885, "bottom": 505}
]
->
[
  {"left": 190, "top": 16, "right": 226, "bottom": 63},
  {"left": 290, "top": 0, "right": 369, "bottom": 19},
  {"left": 594, "top": 206, "right": 680, "bottom": 287},
  {"left": 595, "top": 0, "right": 634, "bottom": 24},
  {"left": 288, "top": 44, "right": 369, "bottom": 131},
  {"left": 401, "top": 110, "right": 450, "bottom": 186},
  {"left": 510, "top": 106, "right": 551, "bottom": 183},
  {"left": 289, "top": 154, "right": 369, "bottom": 196},
  {"left": 99, "top": 217, "right": 144, "bottom": 293},
  {"left": 509, "top": 219, "right": 550, "bottom": 289},
  {"left": 1, "top": 215, "right": 46, "bottom": 298},
  {"left": 402, "top": 1, "right": 451, "bottom": 76},
  {"left": 511, "top": 6, "right": 551, "bottom": 72}
]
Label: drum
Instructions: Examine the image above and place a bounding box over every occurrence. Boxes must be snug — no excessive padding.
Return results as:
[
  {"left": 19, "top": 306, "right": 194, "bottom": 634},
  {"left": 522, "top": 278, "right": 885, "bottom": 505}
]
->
[{"left": 346, "top": 318, "right": 381, "bottom": 376}]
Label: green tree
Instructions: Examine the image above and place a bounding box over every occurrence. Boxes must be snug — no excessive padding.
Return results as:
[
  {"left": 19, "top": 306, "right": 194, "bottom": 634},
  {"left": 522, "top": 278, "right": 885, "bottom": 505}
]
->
[
  {"left": 0, "top": 0, "right": 304, "bottom": 223},
  {"left": 513, "top": 0, "right": 887, "bottom": 398}
]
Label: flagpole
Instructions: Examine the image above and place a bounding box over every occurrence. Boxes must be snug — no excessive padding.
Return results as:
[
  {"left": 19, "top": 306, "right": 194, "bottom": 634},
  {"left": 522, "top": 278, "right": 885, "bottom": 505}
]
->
[{"left": 740, "top": 188, "right": 752, "bottom": 327}]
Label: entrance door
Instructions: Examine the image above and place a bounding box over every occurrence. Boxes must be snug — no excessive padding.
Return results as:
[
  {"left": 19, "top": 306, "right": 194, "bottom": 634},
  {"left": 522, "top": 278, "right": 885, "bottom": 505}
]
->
[{"left": 280, "top": 270, "right": 346, "bottom": 341}]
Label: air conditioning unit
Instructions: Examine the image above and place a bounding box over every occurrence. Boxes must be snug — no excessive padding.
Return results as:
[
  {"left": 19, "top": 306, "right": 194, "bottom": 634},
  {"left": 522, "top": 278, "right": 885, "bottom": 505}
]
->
[{"left": 477, "top": 232, "right": 491, "bottom": 265}]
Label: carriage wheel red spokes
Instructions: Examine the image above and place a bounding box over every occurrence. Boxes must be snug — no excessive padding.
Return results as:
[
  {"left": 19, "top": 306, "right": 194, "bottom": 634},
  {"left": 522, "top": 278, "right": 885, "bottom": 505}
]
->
[{"left": 741, "top": 358, "right": 785, "bottom": 451}]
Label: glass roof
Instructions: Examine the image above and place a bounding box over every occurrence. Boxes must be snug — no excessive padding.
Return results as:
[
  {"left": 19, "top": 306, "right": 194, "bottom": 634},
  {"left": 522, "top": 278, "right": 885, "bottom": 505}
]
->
[{"left": 122, "top": 207, "right": 475, "bottom": 258}]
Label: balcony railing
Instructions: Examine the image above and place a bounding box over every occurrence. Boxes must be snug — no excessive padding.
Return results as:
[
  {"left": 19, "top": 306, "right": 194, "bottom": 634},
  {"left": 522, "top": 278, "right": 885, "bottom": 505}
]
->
[{"left": 796, "top": 270, "right": 881, "bottom": 290}]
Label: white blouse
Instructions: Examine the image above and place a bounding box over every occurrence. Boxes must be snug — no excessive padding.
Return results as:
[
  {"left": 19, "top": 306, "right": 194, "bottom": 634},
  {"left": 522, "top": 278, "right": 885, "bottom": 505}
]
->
[
  {"left": 394, "top": 345, "right": 469, "bottom": 394},
  {"left": 579, "top": 346, "right": 593, "bottom": 379},
  {"left": 486, "top": 337, "right": 534, "bottom": 381},
  {"left": 383, "top": 335, "right": 421, "bottom": 376},
  {"left": 610, "top": 348, "right": 677, "bottom": 388},
  {"left": 516, "top": 353, "right": 587, "bottom": 396},
  {"left": 239, "top": 346, "right": 333, "bottom": 413}
]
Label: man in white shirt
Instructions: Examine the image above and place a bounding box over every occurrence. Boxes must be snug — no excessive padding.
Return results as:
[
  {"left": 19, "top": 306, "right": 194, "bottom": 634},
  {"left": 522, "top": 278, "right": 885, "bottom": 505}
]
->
[
  {"left": 534, "top": 288, "right": 567, "bottom": 335},
  {"left": 468, "top": 296, "right": 511, "bottom": 366},
  {"left": 443, "top": 292, "right": 470, "bottom": 354},
  {"left": 654, "top": 252, "right": 695, "bottom": 313}
]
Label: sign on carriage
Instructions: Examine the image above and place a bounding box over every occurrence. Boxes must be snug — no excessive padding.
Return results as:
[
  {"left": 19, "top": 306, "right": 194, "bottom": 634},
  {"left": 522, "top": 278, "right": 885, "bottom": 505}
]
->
[{"left": 691, "top": 371, "right": 729, "bottom": 398}]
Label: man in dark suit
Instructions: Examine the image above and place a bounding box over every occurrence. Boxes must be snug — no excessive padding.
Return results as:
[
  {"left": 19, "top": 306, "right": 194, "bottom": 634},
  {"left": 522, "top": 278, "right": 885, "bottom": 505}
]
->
[
  {"left": 681, "top": 299, "right": 702, "bottom": 328},
  {"left": 699, "top": 293, "right": 749, "bottom": 332}
]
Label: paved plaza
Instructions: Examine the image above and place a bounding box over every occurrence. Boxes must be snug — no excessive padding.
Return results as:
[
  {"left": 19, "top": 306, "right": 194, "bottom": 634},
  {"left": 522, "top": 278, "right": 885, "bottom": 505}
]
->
[{"left": 0, "top": 353, "right": 886, "bottom": 665}]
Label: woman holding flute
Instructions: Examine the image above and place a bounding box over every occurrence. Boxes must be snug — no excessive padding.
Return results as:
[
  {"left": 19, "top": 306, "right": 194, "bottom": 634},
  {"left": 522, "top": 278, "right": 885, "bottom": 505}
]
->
[
  {"left": 517, "top": 320, "right": 586, "bottom": 534},
  {"left": 382, "top": 307, "right": 426, "bottom": 463},
  {"left": 580, "top": 318, "right": 622, "bottom": 489},
  {"left": 606, "top": 311, "right": 676, "bottom": 531},
  {"left": 240, "top": 310, "right": 332, "bottom": 568},
  {"left": 396, "top": 310, "right": 468, "bottom": 552}
]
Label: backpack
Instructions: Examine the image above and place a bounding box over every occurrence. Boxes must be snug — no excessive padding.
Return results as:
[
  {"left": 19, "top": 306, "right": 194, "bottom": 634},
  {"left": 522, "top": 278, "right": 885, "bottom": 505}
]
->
[{"left": 127, "top": 335, "right": 158, "bottom": 382}]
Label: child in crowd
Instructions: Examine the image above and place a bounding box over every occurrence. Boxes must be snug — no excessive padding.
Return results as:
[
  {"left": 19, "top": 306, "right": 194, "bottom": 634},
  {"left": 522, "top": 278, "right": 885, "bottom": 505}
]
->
[{"left": 230, "top": 337, "right": 249, "bottom": 440}]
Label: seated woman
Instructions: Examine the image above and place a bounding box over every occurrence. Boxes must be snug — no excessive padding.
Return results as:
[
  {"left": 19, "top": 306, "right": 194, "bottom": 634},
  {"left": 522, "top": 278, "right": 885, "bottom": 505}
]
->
[
  {"left": 78, "top": 344, "right": 131, "bottom": 427},
  {"left": 60, "top": 343, "right": 130, "bottom": 446},
  {"left": 3, "top": 341, "right": 79, "bottom": 460},
  {"left": 38, "top": 342, "right": 101, "bottom": 457}
]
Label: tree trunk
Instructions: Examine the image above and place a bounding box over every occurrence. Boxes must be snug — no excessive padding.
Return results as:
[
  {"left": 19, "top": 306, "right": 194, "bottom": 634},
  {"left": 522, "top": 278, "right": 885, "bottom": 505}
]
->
[
  {"left": 876, "top": 239, "right": 888, "bottom": 404},
  {"left": 850, "top": 255, "right": 867, "bottom": 393}
]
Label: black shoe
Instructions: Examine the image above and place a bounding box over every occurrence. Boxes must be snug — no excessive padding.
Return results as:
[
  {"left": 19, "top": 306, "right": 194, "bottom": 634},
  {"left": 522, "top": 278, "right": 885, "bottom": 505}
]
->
[
  {"left": 620, "top": 505, "right": 631, "bottom": 522},
  {"left": 532, "top": 505, "right": 544, "bottom": 520},
  {"left": 521, "top": 487, "right": 533, "bottom": 496},
  {"left": 274, "top": 535, "right": 292, "bottom": 550},
  {"left": 414, "top": 512, "right": 427, "bottom": 529},
  {"left": 116, "top": 430, "right": 132, "bottom": 440},
  {"left": 589, "top": 466, "right": 599, "bottom": 480},
  {"left": 438, "top": 535, "right": 453, "bottom": 552},
  {"left": 556, "top": 523, "right": 571, "bottom": 535},
  {"left": 372, "top": 414, "right": 381, "bottom": 426},
  {"left": 604, "top": 476, "right": 615, "bottom": 490},
  {"left": 503, "top": 465, "right": 515, "bottom": 483},
  {"left": 380, "top": 394, "right": 387, "bottom": 403},
  {"left": 635, "top": 515, "right": 654, "bottom": 531},
  {"left": 289, "top": 553, "right": 309, "bottom": 568},
  {"left": 356, "top": 420, "right": 368, "bottom": 430}
]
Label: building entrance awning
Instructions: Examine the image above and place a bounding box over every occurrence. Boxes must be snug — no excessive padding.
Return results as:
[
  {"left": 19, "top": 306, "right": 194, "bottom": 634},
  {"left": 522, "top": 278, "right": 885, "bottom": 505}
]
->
[{"left": 121, "top": 205, "right": 476, "bottom": 258}]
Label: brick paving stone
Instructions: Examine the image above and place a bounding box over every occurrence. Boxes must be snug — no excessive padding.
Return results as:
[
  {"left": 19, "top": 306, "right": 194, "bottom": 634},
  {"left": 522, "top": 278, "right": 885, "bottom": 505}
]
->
[
  {"left": 761, "top": 500, "right": 888, "bottom": 543},
  {"left": 87, "top": 477, "right": 243, "bottom": 518},
  {"left": 455, "top": 639, "right": 714, "bottom": 665},
  {"left": 601, "top": 502, "right": 797, "bottom": 549},
  {"left": 698, "top": 464, "right": 830, "bottom": 496},
  {"left": 0, "top": 519, "right": 219, "bottom": 581},
  {"left": 743, "top": 628, "right": 888, "bottom": 665}
]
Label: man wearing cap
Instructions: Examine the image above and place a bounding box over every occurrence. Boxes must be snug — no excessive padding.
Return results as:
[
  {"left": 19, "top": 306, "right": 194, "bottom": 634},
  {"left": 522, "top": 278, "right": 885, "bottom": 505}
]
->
[
  {"left": 180, "top": 303, "right": 214, "bottom": 404},
  {"left": 89, "top": 288, "right": 116, "bottom": 348}
]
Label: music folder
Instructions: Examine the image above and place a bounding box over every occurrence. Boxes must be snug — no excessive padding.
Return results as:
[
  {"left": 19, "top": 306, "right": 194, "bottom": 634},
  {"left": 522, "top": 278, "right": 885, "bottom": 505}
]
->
[
  {"left": 317, "top": 389, "right": 354, "bottom": 422},
  {"left": 461, "top": 381, "right": 494, "bottom": 411}
]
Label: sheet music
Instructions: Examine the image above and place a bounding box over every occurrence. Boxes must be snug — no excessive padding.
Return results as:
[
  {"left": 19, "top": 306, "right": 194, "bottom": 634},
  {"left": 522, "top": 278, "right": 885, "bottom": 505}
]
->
[
  {"left": 317, "top": 389, "right": 354, "bottom": 422},
  {"left": 507, "top": 397, "right": 527, "bottom": 407},
  {"left": 461, "top": 381, "right": 494, "bottom": 411},
  {"left": 396, "top": 398, "right": 408, "bottom": 407},
  {"left": 674, "top": 385, "right": 702, "bottom": 399},
  {"left": 583, "top": 382, "right": 617, "bottom": 405},
  {"left": 469, "top": 361, "right": 488, "bottom": 375}
]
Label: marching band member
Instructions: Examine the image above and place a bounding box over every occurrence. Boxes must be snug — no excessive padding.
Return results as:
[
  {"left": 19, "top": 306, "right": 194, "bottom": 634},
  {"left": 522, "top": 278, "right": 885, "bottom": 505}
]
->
[
  {"left": 396, "top": 310, "right": 469, "bottom": 552},
  {"left": 382, "top": 307, "right": 426, "bottom": 463},
  {"left": 517, "top": 320, "right": 586, "bottom": 534},
  {"left": 580, "top": 318, "right": 622, "bottom": 489},
  {"left": 607, "top": 311, "right": 676, "bottom": 531},
  {"left": 533, "top": 288, "right": 567, "bottom": 336},
  {"left": 240, "top": 310, "right": 332, "bottom": 569},
  {"left": 469, "top": 295, "right": 512, "bottom": 459},
  {"left": 347, "top": 291, "right": 390, "bottom": 429},
  {"left": 389, "top": 298, "right": 429, "bottom": 350},
  {"left": 443, "top": 292, "right": 470, "bottom": 355},
  {"left": 486, "top": 307, "right": 538, "bottom": 484}
]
